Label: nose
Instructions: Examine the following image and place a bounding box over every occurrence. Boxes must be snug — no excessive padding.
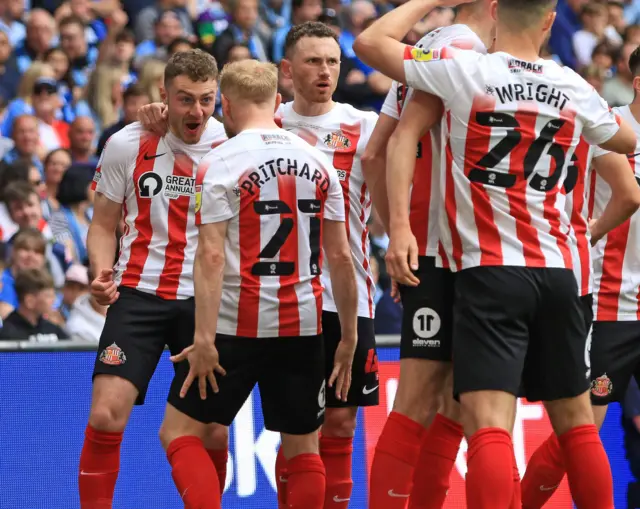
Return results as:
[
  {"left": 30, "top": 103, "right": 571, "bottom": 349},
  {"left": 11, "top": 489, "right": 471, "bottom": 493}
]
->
[{"left": 190, "top": 103, "right": 204, "bottom": 120}]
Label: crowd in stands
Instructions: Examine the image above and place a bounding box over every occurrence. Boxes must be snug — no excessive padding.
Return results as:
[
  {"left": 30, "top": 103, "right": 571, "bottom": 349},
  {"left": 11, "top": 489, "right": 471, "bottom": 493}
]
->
[{"left": 0, "top": 0, "right": 638, "bottom": 341}]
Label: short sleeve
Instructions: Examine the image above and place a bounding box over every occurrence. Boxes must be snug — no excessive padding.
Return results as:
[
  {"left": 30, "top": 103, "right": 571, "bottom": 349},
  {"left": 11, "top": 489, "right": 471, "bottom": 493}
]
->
[
  {"left": 381, "top": 81, "right": 400, "bottom": 120},
  {"left": 402, "top": 45, "right": 467, "bottom": 103},
  {"left": 579, "top": 88, "right": 620, "bottom": 147},
  {"left": 92, "top": 130, "right": 134, "bottom": 204},
  {"left": 197, "top": 154, "right": 234, "bottom": 225},
  {"left": 323, "top": 167, "right": 345, "bottom": 222},
  {"left": 592, "top": 144, "right": 611, "bottom": 159}
]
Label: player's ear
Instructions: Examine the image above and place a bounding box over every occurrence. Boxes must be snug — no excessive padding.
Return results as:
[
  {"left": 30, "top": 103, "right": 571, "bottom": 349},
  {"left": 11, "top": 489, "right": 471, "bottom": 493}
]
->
[
  {"left": 633, "top": 76, "right": 640, "bottom": 96},
  {"left": 274, "top": 93, "right": 282, "bottom": 113},
  {"left": 543, "top": 10, "right": 557, "bottom": 33},
  {"left": 221, "top": 94, "right": 231, "bottom": 119},
  {"left": 23, "top": 293, "right": 35, "bottom": 310},
  {"left": 490, "top": 0, "right": 497, "bottom": 21},
  {"left": 280, "top": 59, "right": 293, "bottom": 80}
]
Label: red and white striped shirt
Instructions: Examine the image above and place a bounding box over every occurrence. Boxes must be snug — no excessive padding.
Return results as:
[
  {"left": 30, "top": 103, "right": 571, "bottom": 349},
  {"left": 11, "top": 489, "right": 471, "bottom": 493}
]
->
[
  {"left": 564, "top": 137, "right": 594, "bottom": 296},
  {"left": 592, "top": 105, "right": 640, "bottom": 320},
  {"left": 276, "top": 102, "right": 378, "bottom": 318},
  {"left": 381, "top": 24, "right": 486, "bottom": 258},
  {"left": 92, "top": 120, "right": 226, "bottom": 300},
  {"left": 196, "top": 129, "right": 345, "bottom": 338},
  {"left": 403, "top": 47, "right": 620, "bottom": 271}
]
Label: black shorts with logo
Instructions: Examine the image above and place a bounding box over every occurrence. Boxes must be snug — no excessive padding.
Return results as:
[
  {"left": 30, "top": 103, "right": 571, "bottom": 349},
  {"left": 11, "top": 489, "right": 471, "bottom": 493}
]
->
[
  {"left": 399, "top": 256, "right": 455, "bottom": 362},
  {"left": 453, "top": 266, "right": 588, "bottom": 402},
  {"left": 322, "top": 311, "right": 379, "bottom": 408},
  {"left": 590, "top": 320, "right": 640, "bottom": 405},
  {"left": 93, "top": 286, "right": 195, "bottom": 405},
  {"left": 168, "top": 334, "right": 326, "bottom": 435}
]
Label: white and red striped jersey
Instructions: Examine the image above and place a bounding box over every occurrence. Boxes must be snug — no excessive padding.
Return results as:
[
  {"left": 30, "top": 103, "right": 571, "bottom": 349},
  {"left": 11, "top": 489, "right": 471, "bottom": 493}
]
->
[
  {"left": 592, "top": 105, "right": 640, "bottom": 320},
  {"left": 196, "top": 128, "right": 345, "bottom": 338},
  {"left": 381, "top": 24, "right": 487, "bottom": 258},
  {"left": 276, "top": 102, "right": 378, "bottom": 318},
  {"left": 92, "top": 120, "right": 226, "bottom": 300},
  {"left": 563, "top": 137, "right": 594, "bottom": 296},
  {"left": 403, "top": 47, "right": 620, "bottom": 271}
]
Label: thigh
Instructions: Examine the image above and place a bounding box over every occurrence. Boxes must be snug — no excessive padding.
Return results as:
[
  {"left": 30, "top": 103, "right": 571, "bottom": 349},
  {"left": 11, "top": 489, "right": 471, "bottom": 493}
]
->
[
  {"left": 167, "top": 335, "right": 260, "bottom": 424},
  {"left": 166, "top": 297, "right": 196, "bottom": 362},
  {"left": 323, "top": 311, "right": 379, "bottom": 408},
  {"left": 524, "top": 270, "right": 588, "bottom": 402},
  {"left": 590, "top": 321, "right": 640, "bottom": 405},
  {"left": 93, "top": 287, "right": 170, "bottom": 405},
  {"left": 259, "top": 335, "right": 326, "bottom": 435},
  {"left": 453, "top": 267, "right": 534, "bottom": 398},
  {"left": 399, "top": 257, "right": 454, "bottom": 361}
]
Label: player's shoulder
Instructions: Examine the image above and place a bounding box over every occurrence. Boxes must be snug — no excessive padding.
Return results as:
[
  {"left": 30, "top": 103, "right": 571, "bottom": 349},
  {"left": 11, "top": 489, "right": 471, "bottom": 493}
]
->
[
  {"left": 333, "top": 102, "right": 378, "bottom": 124},
  {"left": 418, "top": 24, "right": 486, "bottom": 53},
  {"left": 99, "top": 122, "right": 147, "bottom": 165}
]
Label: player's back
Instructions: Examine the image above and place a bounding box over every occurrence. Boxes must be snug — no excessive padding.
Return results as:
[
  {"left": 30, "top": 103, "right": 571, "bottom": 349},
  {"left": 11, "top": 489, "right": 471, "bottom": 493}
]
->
[
  {"left": 381, "top": 24, "right": 487, "bottom": 259},
  {"left": 197, "top": 128, "right": 345, "bottom": 338},
  {"left": 591, "top": 105, "right": 640, "bottom": 321},
  {"left": 276, "top": 101, "right": 378, "bottom": 318},
  {"left": 403, "top": 48, "right": 620, "bottom": 271},
  {"left": 93, "top": 119, "right": 226, "bottom": 299}
]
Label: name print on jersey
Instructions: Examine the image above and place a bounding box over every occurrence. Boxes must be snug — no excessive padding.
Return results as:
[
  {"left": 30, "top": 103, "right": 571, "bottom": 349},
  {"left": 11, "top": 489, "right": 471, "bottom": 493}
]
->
[
  {"left": 490, "top": 82, "right": 571, "bottom": 110},
  {"left": 239, "top": 158, "right": 331, "bottom": 196}
]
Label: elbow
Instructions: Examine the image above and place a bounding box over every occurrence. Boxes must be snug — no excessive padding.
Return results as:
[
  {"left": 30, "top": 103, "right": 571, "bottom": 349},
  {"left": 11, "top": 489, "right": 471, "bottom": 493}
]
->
[
  {"left": 326, "top": 248, "right": 354, "bottom": 271},
  {"left": 199, "top": 244, "right": 225, "bottom": 270},
  {"left": 625, "top": 188, "right": 640, "bottom": 214},
  {"left": 353, "top": 34, "right": 376, "bottom": 66}
]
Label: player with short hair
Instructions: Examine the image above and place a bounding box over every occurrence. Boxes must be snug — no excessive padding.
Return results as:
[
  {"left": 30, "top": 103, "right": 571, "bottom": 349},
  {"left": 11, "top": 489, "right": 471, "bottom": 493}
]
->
[
  {"left": 520, "top": 45, "right": 640, "bottom": 509},
  {"left": 359, "top": 3, "right": 496, "bottom": 507},
  {"left": 161, "top": 58, "right": 358, "bottom": 509},
  {"left": 78, "top": 49, "right": 228, "bottom": 509},
  {"left": 354, "top": 0, "right": 637, "bottom": 507},
  {"left": 137, "top": 21, "right": 382, "bottom": 509}
]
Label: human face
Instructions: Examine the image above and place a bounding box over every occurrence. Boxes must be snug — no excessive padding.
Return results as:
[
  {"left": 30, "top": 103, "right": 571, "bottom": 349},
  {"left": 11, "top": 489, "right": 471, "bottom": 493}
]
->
[
  {"left": 233, "top": 0, "right": 258, "bottom": 30},
  {"left": 70, "top": 117, "right": 96, "bottom": 153},
  {"left": 0, "top": 31, "right": 10, "bottom": 64},
  {"left": 228, "top": 45, "right": 252, "bottom": 62},
  {"left": 283, "top": 36, "right": 340, "bottom": 104},
  {"left": 46, "top": 49, "right": 70, "bottom": 81},
  {"left": 169, "top": 42, "right": 193, "bottom": 56},
  {"left": 115, "top": 39, "right": 135, "bottom": 65},
  {"left": 62, "top": 281, "right": 88, "bottom": 306},
  {"left": 156, "top": 15, "right": 183, "bottom": 46},
  {"left": 164, "top": 75, "right": 217, "bottom": 144},
  {"left": 26, "top": 12, "right": 55, "bottom": 54},
  {"left": 45, "top": 150, "right": 71, "bottom": 186},
  {"left": 13, "top": 245, "right": 45, "bottom": 271},
  {"left": 296, "top": 0, "right": 322, "bottom": 23},
  {"left": 9, "top": 194, "right": 42, "bottom": 229},
  {"left": 32, "top": 88, "right": 59, "bottom": 121},
  {"left": 31, "top": 288, "right": 56, "bottom": 316},
  {"left": 29, "top": 166, "right": 47, "bottom": 197},
  {"left": 13, "top": 118, "right": 39, "bottom": 156},
  {"left": 60, "top": 22, "right": 86, "bottom": 60}
]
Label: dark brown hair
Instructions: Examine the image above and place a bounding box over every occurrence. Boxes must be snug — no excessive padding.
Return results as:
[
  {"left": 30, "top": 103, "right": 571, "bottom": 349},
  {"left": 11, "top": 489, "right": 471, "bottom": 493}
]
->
[
  {"left": 497, "top": 0, "right": 558, "bottom": 26},
  {"left": 14, "top": 268, "right": 54, "bottom": 303},
  {"left": 164, "top": 49, "right": 219, "bottom": 87},
  {"left": 284, "top": 21, "right": 339, "bottom": 58},
  {"left": 4, "top": 181, "right": 38, "bottom": 206},
  {"left": 13, "top": 228, "right": 46, "bottom": 255}
]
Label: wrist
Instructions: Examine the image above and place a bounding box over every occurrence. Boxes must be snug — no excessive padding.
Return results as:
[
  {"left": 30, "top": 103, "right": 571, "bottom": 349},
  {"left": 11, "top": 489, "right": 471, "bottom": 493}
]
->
[{"left": 389, "top": 218, "right": 411, "bottom": 234}]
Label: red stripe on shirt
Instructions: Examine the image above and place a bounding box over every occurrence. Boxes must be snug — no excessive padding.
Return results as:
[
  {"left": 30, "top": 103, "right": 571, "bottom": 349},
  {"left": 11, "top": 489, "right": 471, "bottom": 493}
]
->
[
  {"left": 333, "top": 122, "right": 362, "bottom": 242},
  {"left": 571, "top": 138, "right": 591, "bottom": 295},
  {"left": 121, "top": 133, "right": 161, "bottom": 289},
  {"left": 277, "top": 175, "right": 300, "bottom": 336},
  {"left": 312, "top": 184, "right": 325, "bottom": 333},
  {"left": 444, "top": 112, "right": 462, "bottom": 269},
  {"left": 156, "top": 153, "right": 193, "bottom": 299},
  {"left": 358, "top": 181, "right": 374, "bottom": 318},
  {"left": 237, "top": 169, "right": 261, "bottom": 337},
  {"left": 410, "top": 132, "right": 432, "bottom": 256}
]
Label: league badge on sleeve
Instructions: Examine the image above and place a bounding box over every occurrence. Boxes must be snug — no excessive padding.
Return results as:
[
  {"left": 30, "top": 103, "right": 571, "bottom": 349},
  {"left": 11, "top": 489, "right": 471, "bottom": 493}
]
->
[
  {"left": 410, "top": 47, "right": 441, "bottom": 62},
  {"left": 195, "top": 185, "right": 203, "bottom": 213}
]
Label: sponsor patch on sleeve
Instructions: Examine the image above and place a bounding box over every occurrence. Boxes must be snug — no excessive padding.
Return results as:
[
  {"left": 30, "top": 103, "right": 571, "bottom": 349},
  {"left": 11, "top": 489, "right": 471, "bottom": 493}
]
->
[{"left": 410, "top": 47, "right": 441, "bottom": 62}]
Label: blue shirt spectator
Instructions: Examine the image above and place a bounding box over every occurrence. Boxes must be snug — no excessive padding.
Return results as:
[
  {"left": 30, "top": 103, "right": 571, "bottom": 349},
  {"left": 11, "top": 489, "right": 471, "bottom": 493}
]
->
[
  {"left": 548, "top": 0, "right": 583, "bottom": 69},
  {"left": 270, "top": 0, "right": 322, "bottom": 62}
]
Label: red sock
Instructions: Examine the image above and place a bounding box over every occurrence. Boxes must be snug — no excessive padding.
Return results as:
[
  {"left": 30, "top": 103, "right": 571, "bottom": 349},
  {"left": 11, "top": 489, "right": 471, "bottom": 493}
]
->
[
  {"left": 521, "top": 433, "right": 565, "bottom": 509},
  {"left": 369, "top": 411, "right": 427, "bottom": 509},
  {"left": 465, "top": 428, "right": 514, "bottom": 509},
  {"left": 287, "top": 453, "right": 326, "bottom": 509},
  {"left": 510, "top": 454, "right": 521, "bottom": 509},
  {"left": 207, "top": 448, "right": 228, "bottom": 495},
  {"left": 320, "top": 436, "right": 353, "bottom": 509},
  {"left": 79, "top": 425, "right": 123, "bottom": 509},
  {"left": 559, "top": 425, "right": 614, "bottom": 509},
  {"left": 409, "top": 413, "right": 463, "bottom": 509},
  {"left": 275, "top": 446, "right": 288, "bottom": 509},
  {"left": 166, "top": 436, "right": 221, "bottom": 509}
]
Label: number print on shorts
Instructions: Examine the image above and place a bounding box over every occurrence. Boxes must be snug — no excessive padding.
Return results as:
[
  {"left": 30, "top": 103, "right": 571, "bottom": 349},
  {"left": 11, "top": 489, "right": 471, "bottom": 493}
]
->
[
  {"left": 318, "top": 379, "right": 326, "bottom": 409},
  {"left": 412, "top": 307, "right": 441, "bottom": 339},
  {"left": 585, "top": 325, "right": 593, "bottom": 380}
]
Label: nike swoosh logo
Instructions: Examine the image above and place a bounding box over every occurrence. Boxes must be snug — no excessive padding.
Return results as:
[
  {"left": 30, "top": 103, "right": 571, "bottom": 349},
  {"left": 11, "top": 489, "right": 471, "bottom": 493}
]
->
[
  {"left": 388, "top": 489, "right": 410, "bottom": 498},
  {"left": 79, "top": 471, "right": 104, "bottom": 476},
  {"left": 143, "top": 152, "right": 166, "bottom": 160},
  {"left": 628, "top": 152, "right": 640, "bottom": 158},
  {"left": 362, "top": 385, "right": 379, "bottom": 395},
  {"left": 539, "top": 484, "right": 560, "bottom": 492},
  {"left": 333, "top": 496, "right": 351, "bottom": 502},
  {"left": 279, "top": 476, "right": 288, "bottom": 483}
]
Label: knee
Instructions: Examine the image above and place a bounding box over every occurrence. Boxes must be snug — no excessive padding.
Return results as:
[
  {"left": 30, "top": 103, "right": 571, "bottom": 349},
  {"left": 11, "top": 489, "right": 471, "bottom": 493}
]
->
[
  {"left": 88, "top": 403, "right": 129, "bottom": 432},
  {"left": 460, "top": 391, "right": 516, "bottom": 435},
  {"left": 545, "top": 392, "right": 594, "bottom": 436},
  {"left": 203, "top": 424, "right": 229, "bottom": 450},
  {"left": 322, "top": 408, "right": 358, "bottom": 437}
]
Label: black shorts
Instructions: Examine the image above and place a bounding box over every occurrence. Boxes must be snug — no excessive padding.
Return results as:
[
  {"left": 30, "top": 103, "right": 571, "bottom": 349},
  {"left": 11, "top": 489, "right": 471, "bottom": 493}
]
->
[
  {"left": 399, "top": 256, "right": 455, "bottom": 361},
  {"left": 168, "top": 334, "right": 326, "bottom": 435},
  {"left": 590, "top": 320, "right": 640, "bottom": 405},
  {"left": 322, "top": 311, "right": 379, "bottom": 408},
  {"left": 93, "top": 286, "right": 195, "bottom": 405},
  {"left": 453, "top": 267, "right": 588, "bottom": 402}
]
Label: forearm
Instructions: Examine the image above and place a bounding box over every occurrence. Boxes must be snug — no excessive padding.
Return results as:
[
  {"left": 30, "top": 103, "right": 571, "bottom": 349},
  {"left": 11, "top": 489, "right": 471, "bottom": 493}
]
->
[
  {"left": 591, "top": 196, "right": 640, "bottom": 243},
  {"left": 194, "top": 248, "right": 225, "bottom": 342},
  {"left": 363, "top": 155, "right": 391, "bottom": 232},
  {"left": 387, "top": 135, "right": 417, "bottom": 233},
  {"left": 87, "top": 223, "right": 117, "bottom": 275},
  {"left": 328, "top": 255, "right": 358, "bottom": 338}
]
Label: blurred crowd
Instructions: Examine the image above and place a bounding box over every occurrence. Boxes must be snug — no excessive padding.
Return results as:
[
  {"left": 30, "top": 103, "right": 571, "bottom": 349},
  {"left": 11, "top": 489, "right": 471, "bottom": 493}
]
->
[{"left": 0, "top": 0, "right": 638, "bottom": 342}]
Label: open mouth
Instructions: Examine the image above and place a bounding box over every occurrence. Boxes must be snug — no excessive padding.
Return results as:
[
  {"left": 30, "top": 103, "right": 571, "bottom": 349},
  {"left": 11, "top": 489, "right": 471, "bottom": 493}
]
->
[
  {"left": 316, "top": 82, "right": 330, "bottom": 91},
  {"left": 185, "top": 122, "right": 200, "bottom": 134}
]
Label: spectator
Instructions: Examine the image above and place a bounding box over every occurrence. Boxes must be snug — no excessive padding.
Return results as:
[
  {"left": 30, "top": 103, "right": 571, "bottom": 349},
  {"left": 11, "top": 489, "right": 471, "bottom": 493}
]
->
[
  {"left": 138, "top": 58, "right": 165, "bottom": 103},
  {"left": 3, "top": 115, "right": 43, "bottom": 171},
  {"left": 59, "top": 15, "right": 97, "bottom": 88},
  {"left": 59, "top": 262, "right": 89, "bottom": 319},
  {"left": 135, "top": 0, "right": 195, "bottom": 43},
  {"left": 0, "top": 28, "right": 20, "bottom": 108},
  {"left": 0, "top": 0, "right": 26, "bottom": 47},
  {"left": 0, "top": 267, "right": 69, "bottom": 341},
  {"left": 85, "top": 65, "right": 126, "bottom": 130},
  {"left": 134, "top": 9, "right": 183, "bottom": 68},
  {"left": 0, "top": 137, "right": 14, "bottom": 161},
  {"left": 14, "top": 9, "right": 57, "bottom": 74},
  {"left": 625, "top": 23, "right": 640, "bottom": 44},
  {"left": 66, "top": 268, "right": 106, "bottom": 342},
  {"left": 581, "top": 63, "right": 607, "bottom": 93},
  {"left": 603, "top": 42, "right": 639, "bottom": 106},
  {"left": 212, "top": 0, "right": 268, "bottom": 68},
  {"left": 271, "top": 0, "right": 321, "bottom": 62},
  {"left": 195, "top": 0, "right": 229, "bottom": 52},
  {"left": 0, "top": 227, "right": 48, "bottom": 319},
  {"left": 592, "top": 41, "right": 616, "bottom": 74},
  {"left": 42, "top": 148, "right": 72, "bottom": 217},
  {"left": 227, "top": 42, "right": 253, "bottom": 62},
  {"left": 97, "top": 84, "right": 149, "bottom": 157},
  {"left": 32, "top": 77, "right": 71, "bottom": 153},
  {"left": 54, "top": 0, "right": 108, "bottom": 47},
  {"left": 573, "top": 2, "right": 623, "bottom": 69},
  {"left": 68, "top": 116, "right": 96, "bottom": 166},
  {"left": 610, "top": 1, "right": 629, "bottom": 36},
  {"left": 167, "top": 36, "right": 195, "bottom": 57}
]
